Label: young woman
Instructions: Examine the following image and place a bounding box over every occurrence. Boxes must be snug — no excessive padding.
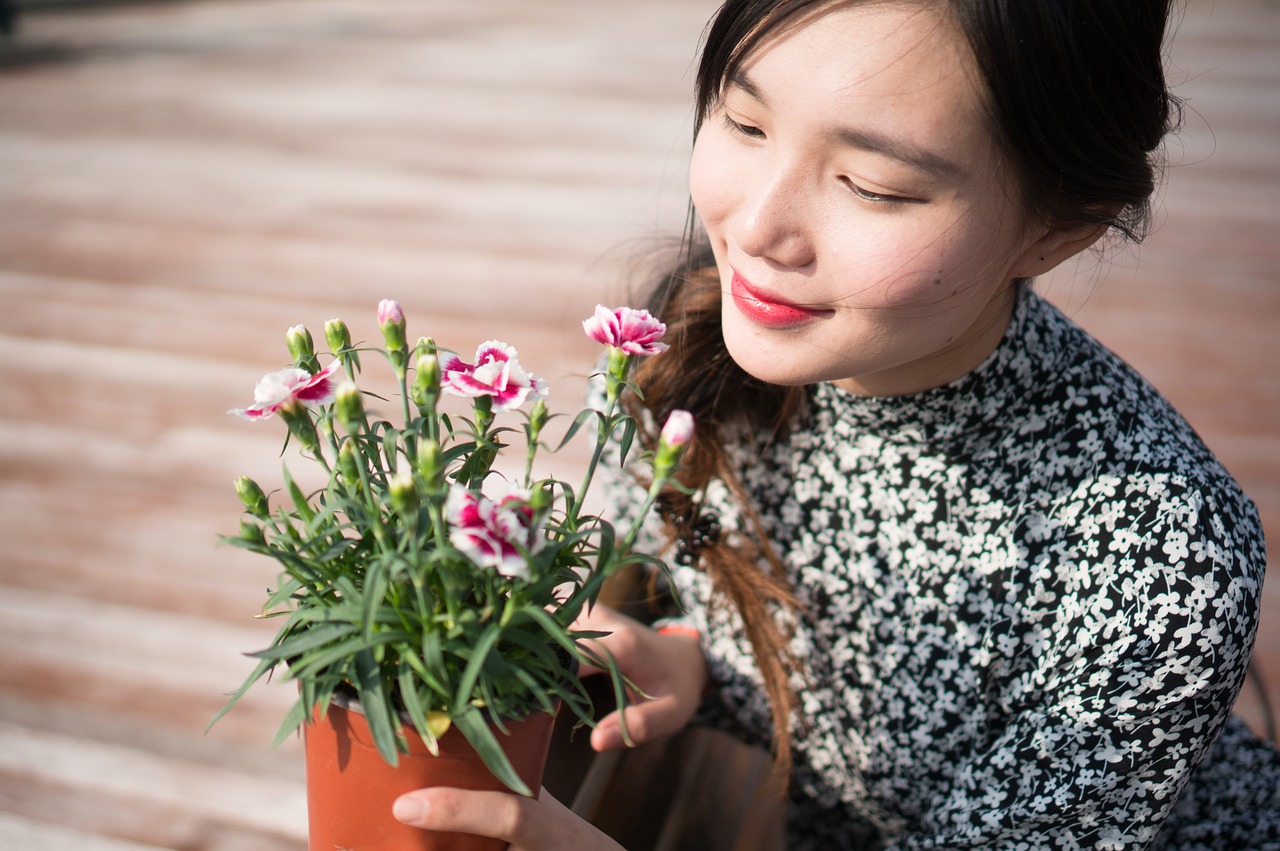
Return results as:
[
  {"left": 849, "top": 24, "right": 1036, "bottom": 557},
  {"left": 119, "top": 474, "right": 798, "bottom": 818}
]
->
[{"left": 394, "top": 1, "right": 1280, "bottom": 847}]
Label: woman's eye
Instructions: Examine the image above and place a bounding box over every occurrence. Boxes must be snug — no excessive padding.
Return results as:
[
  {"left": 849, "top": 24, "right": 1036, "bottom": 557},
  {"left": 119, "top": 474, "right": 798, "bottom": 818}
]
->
[
  {"left": 841, "top": 177, "right": 914, "bottom": 205},
  {"left": 722, "top": 114, "right": 765, "bottom": 140}
]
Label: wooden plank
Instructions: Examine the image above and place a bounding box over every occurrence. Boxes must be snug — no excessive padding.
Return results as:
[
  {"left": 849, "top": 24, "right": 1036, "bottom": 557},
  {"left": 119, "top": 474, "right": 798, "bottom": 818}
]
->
[
  {"left": 0, "top": 812, "right": 167, "bottom": 851},
  {"left": 0, "top": 721, "right": 307, "bottom": 837}
]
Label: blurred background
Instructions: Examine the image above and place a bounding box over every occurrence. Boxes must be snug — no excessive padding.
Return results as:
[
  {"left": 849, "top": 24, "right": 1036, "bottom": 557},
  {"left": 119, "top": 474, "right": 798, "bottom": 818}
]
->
[{"left": 0, "top": 0, "right": 1276, "bottom": 848}]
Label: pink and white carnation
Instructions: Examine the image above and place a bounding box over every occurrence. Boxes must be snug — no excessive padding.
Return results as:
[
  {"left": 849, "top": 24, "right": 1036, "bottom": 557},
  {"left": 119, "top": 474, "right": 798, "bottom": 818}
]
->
[
  {"left": 582, "top": 305, "right": 668, "bottom": 356},
  {"left": 446, "top": 485, "right": 543, "bottom": 578},
  {"left": 440, "top": 341, "right": 548, "bottom": 411},
  {"left": 230, "top": 360, "right": 342, "bottom": 420}
]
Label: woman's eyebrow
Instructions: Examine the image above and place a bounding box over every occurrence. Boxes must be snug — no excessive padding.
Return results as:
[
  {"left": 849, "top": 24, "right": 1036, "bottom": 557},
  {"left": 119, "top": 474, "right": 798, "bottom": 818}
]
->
[
  {"left": 727, "top": 67, "right": 768, "bottom": 105},
  {"left": 727, "top": 67, "right": 966, "bottom": 182},
  {"left": 829, "top": 126, "right": 965, "bottom": 181}
]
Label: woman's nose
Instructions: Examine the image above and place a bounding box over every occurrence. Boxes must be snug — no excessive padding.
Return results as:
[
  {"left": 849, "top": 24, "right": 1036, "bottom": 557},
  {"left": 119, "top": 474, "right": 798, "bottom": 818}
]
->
[{"left": 732, "top": 169, "right": 815, "bottom": 269}]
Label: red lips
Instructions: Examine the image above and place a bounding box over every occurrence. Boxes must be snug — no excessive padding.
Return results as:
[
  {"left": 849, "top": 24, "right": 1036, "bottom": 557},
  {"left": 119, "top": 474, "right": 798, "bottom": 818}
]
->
[{"left": 729, "top": 271, "right": 831, "bottom": 328}]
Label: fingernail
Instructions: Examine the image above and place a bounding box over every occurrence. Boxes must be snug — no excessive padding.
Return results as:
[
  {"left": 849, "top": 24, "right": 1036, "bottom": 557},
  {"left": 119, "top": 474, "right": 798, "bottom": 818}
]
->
[
  {"left": 393, "top": 796, "right": 427, "bottom": 824},
  {"left": 591, "top": 726, "right": 621, "bottom": 751}
]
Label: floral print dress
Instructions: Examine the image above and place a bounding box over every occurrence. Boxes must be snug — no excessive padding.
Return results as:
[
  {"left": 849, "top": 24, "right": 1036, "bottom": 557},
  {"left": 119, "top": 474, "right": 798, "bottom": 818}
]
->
[{"left": 614, "top": 286, "right": 1280, "bottom": 850}]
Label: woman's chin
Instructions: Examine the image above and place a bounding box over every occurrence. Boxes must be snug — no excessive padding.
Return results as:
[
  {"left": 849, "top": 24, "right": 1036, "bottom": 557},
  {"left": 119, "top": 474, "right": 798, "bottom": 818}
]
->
[{"left": 723, "top": 331, "right": 823, "bottom": 388}]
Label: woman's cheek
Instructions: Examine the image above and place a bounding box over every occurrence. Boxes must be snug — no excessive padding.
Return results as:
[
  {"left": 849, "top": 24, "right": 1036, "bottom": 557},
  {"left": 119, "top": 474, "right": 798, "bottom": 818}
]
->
[
  {"left": 830, "top": 214, "right": 973, "bottom": 311},
  {"left": 689, "top": 131, "right": 733, "bottom": 232}
]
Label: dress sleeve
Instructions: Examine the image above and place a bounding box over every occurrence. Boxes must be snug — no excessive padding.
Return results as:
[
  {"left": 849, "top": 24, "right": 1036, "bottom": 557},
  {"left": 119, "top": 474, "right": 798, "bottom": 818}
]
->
[{"left": 886, "top": 474, "right": 1266, "bottom": 850}]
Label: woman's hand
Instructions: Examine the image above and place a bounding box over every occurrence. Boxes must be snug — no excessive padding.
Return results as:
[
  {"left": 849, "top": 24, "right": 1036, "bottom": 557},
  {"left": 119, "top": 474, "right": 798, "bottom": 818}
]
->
[
  {"left": 393, "top": 786, "right": 624, "bottom": 851},
  {"left": 575, "top": 604, "right": 707, "bottom": 752}
]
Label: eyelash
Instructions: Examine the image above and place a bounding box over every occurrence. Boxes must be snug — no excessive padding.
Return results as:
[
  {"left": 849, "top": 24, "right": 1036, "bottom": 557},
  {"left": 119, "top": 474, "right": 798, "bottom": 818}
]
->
[
  {"left": 721, "top": 112, "right": 914, "bottom": 205},
  {"left": 840, "top": 177, "right": 908, "bottom": 205},
  {"left": 722, "top": 113, "right": 765, "bottom": 140}
]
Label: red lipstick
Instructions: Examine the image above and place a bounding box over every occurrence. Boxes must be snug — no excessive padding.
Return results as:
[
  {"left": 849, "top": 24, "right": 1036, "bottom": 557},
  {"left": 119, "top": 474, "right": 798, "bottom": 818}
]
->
[{"left": 730, "top": 271, "right": 830, "bottom": 329}]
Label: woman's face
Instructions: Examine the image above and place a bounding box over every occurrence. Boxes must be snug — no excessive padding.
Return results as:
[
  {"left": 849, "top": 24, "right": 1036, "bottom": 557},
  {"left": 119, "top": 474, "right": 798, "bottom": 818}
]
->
[{"left": 691, "top": 1, "right": 1049, "bottom": 396}]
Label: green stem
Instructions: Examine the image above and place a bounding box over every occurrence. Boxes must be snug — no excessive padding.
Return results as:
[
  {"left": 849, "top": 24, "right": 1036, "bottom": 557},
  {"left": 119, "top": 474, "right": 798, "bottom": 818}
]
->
[
  {"left": 620, "top": 475, "right": 667, "bottom": 555},
  {"left": 397, "top": 367, "right": 416, "bottom": 467},
  {"left": 571, "top": 398, "right": 619, "bottom": 527}
]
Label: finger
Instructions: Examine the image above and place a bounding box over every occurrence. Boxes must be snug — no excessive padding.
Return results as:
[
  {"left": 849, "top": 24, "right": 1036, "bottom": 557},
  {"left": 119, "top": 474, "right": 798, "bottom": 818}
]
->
[
  {"left": 575, "top": 612, "right": 643, "bottom": 678},
  {"left": 393, "top": 787, "right": 619, "bottom": 851},
  {"left": 393, "top": 787, "right": 544, "bottom": 847},
  {"left": 590, "top": 695, "right": 683, "bottom": 751}
]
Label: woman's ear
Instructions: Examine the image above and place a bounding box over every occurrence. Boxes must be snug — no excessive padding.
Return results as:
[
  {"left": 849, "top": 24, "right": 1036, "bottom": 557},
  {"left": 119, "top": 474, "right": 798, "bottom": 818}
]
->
[{"left": 1012, "top": 219, "right": 1112, "bottom": 278}]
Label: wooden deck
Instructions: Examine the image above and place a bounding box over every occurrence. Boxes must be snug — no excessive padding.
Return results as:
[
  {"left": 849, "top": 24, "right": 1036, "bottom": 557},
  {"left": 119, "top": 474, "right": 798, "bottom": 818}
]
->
[{"left": 0, "top": 0, "right": 1276, "bottom": 847}]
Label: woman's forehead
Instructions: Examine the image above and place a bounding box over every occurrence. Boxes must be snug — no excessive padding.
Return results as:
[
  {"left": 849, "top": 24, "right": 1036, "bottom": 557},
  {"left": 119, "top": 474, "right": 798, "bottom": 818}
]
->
[{"left": 732, "top": 5, "right": 984, "bottom": 131}]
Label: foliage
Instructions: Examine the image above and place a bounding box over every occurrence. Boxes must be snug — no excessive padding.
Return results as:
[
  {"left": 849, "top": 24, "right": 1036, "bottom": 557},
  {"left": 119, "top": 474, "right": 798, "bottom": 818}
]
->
[{"left": 213, "top": 302, "right": 688, "bottom": 795}]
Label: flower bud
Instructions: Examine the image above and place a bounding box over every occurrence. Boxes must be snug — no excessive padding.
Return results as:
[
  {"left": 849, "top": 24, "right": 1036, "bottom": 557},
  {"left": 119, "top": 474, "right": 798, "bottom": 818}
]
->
[
  {"left": 234, "top": 475, "right": 270, "bottom": 519},
  {"left": 412, "top": 351, "right": 440, "bottom": 407},
  {"left": 527, "top": 399, "right": 549, "bottom": 444},
  {"left": 378, "top": 299, "right": 407, "bottom": 353},
  {"left": 334, "top": 382, "right": 364, "bottom": 433},
  {"left": 653, "top": 409, "right": 694, "bottom": 482},
  {"left": 416, "top": 438, "right": 444, "bottom": 492},
  {"left": 324, "top": 318, "right": 352, "bottom": 355},
  {"left": 337, "top": 440, "right": 363, "bottom": 487},
  {"left": 286, "top": 324, "right": 315, "bottom": 365},
  {"left": 528, "top": 480, "right": 553, "bottom": 513},
  {"left": 389, "top": 469, "right": 418, "bottom": 514},
  {"left": 659, "top": 409, "right": 694, "bottom": 450},
  {"left": 239, "top": 518, "right": 266, "bottom": 545}
]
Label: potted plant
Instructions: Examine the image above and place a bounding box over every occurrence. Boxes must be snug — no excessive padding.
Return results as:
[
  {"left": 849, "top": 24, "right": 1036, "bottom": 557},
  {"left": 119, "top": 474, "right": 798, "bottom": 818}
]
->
[{"left": 212, "top": 300, "right": 690, "bottom": 850}]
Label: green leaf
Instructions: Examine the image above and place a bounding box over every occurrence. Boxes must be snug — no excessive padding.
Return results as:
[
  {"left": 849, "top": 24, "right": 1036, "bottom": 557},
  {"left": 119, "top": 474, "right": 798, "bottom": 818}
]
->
[
  {"left": 500, "top": 623, "right": 559, "bottom": 668},
  {"left": 382, "top": 428, "right": 400, "bottom": 474},
  {"left": 522, "top": 606, "right": 580, "bottom": 659},
  {"left": 397, "top": 660, "right": 435, "bottom": 751},
  {"left": 452, "top": 708, "right": 531, "bottom": 796},
  {"left": 206, "top": 654, "right": 277, "bottom": 730},
  {"left": 400, "top": 643, "right": 450, "bottom": 697},
  {"left": 272, "top": 695, "right": 312, "bottom": 749},
  {"left": 616, "top": 417, "right": 638, "bottom": 466},
  {"left": 555, "top": 408, "right": 597, "bottom": 451},
  {"left": 283, "top": 466, "right": 315, "bottom": 524},
  {"left": 288, "top": 601, "right": 365, "bottom": 624},
  {"left": 361, "top": 556, "right": 391, "bottom": 641},
  {"left": 249, "top": 623, "right": 358, "bottom": 661},
  {"left": 441, "top": 440, "right": 477, "bottom": 466},
  {"left": 355, "top": 648, "right": 401, "bottom": 766},
  {"left": 453, "top": 624, "right": 503, "bottom": 712},
  {"left": 285, "top": 633, "right": 385, "bottom": 680}
]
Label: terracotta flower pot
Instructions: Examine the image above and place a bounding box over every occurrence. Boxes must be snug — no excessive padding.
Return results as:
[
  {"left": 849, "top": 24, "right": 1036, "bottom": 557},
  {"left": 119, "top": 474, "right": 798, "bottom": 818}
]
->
[{"left": 305, "top": 693, "right": 558, "bottom": 851}]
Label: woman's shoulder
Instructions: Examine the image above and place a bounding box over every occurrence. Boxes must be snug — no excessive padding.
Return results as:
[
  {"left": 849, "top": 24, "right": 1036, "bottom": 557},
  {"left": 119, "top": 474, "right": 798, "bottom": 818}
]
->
[
  {"left": 1015, "top": 294, "right": 1244, "bottom": 494},
  {"left": 1002, "top": 299, "right": 1263, "bottom": 611}
]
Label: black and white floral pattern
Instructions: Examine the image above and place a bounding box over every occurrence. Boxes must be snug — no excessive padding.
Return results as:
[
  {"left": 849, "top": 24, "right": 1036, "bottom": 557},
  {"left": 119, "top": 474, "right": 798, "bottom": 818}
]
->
[{"left": 610, "top": 286, "right": 1279, "bottom": 849}]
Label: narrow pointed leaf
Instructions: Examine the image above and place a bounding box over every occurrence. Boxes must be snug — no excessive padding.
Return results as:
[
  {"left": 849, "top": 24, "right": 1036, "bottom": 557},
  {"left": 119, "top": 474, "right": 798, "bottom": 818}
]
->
[{"left": 452, "top": 708, "right": 530, "bottom": 796}]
